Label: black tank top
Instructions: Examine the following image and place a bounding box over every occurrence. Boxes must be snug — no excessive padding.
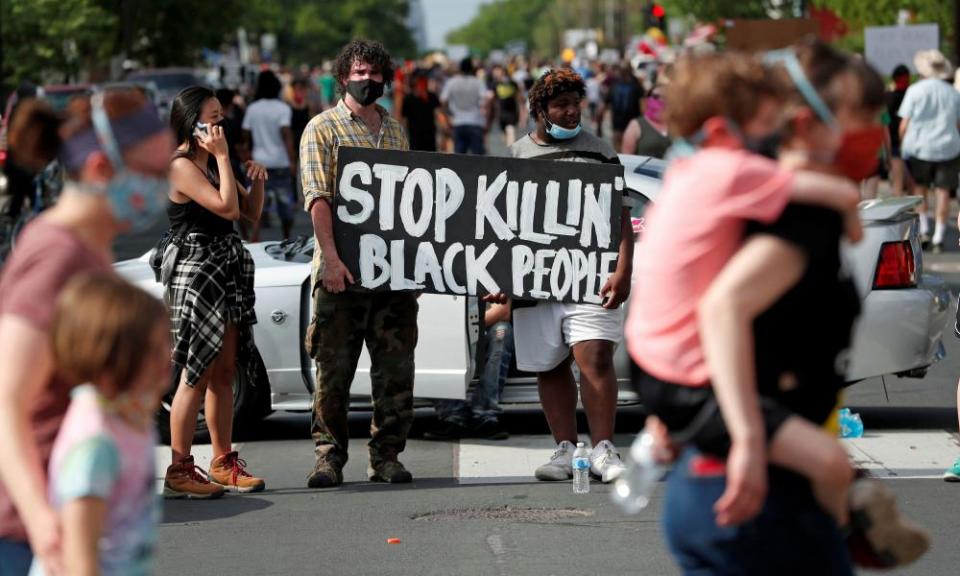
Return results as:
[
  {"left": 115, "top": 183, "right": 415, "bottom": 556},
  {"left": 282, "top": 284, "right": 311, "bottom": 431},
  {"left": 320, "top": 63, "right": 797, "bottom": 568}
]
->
[
  {"left": 634, "top": 116, "right": 671, "bottom": 159},
  {"left": 750, "top": 205, "right": 860, "bottom": 424},
  {"left": 168, "top": 151, "right": 234, "bottom": 236}
]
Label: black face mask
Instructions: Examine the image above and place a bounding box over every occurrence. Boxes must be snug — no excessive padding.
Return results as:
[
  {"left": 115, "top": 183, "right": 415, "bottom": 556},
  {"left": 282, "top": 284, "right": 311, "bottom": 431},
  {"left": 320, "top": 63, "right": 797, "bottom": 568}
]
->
[
  {"left": 346, "top": 79, "right": 385, "bottom": 106},
  {"left": 744, "top": 130, "right": 783, "bottom": 160}
]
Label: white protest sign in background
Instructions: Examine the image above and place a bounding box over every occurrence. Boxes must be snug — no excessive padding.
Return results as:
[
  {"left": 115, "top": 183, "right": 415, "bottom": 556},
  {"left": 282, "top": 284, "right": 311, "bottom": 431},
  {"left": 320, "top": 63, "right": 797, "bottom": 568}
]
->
[{"left": 865, "top": 24, "right": 940, "bottom": 77}]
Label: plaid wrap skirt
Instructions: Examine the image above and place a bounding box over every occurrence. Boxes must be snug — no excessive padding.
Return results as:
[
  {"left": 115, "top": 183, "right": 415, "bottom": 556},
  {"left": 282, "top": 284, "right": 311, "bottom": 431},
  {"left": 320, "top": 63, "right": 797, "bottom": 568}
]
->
[{"left": 159, "top": 231, "right": 259, "bottom": 388}]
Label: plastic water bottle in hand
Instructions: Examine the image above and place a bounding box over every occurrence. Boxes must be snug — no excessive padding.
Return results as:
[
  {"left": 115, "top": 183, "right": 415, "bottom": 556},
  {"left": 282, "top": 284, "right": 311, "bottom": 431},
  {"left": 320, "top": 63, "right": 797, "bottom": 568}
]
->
[
  {"left": 572, "top": 442, "right": 591, "bottom": 494},
  {"left": 611, "top": 432, "right": 665, "bottom": 514}
]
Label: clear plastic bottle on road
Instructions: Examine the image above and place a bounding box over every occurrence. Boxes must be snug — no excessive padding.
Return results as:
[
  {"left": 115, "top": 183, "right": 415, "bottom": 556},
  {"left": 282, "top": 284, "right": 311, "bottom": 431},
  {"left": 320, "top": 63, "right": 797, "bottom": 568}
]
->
[
  {"left": 572, "top": 442, "right": 591, "bottom": 494},
  {"left": 838, "top": 408, "right": 864, "bottom": 438},
  {"left": 611, "top": 432, "right": 665, "bottom": 514}
]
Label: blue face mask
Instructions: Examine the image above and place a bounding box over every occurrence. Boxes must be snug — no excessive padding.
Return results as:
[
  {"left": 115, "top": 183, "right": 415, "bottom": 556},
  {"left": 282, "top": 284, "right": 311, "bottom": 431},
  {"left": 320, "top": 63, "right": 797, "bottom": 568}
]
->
[
  {"left": 102, "top": 171, "right": 170, "bottom": 232},
  {"left": 665, "top": 127, "right": 708, "bottom": 162},
  {"left": 89, "top": 92, "right": 170, "bottom": 232},
  {"left": 545, "top": 118, "right": 582, "bottom": 140}
]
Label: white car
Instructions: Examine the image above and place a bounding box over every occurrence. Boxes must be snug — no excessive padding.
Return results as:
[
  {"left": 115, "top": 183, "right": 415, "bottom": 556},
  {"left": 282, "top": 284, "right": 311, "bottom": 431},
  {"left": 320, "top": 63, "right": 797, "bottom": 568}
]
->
[{"left": 116, "top": 155, "right": 950, "bottom": 440}]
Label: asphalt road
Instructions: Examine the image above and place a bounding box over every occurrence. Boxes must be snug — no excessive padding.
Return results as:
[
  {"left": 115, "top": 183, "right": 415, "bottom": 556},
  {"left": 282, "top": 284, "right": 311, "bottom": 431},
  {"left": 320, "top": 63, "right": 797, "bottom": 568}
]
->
[
  {"left": 143, "top": 240, "right": 960, "bottom": 576},
  {"left": 109, "top": 130, "right": 960, "bottom": 575}
]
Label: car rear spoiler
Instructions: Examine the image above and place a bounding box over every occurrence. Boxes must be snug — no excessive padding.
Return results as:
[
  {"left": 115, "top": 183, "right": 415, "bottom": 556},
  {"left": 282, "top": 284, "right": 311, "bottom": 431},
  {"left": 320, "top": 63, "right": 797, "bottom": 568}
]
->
[{"left": 858, "top": 196, "right": 922, "bottom": 223}]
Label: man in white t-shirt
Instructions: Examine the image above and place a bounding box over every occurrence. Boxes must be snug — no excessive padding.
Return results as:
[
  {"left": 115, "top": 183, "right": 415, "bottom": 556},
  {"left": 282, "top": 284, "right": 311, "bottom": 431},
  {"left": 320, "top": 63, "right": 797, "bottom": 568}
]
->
[
  {"left": 507, "top": 69, "right": 633, "bottom": 484},
  {"left": 898, "top": 50, "right": 960, "bottom": 252},
  {"left": 243, "top": 70, "right": 297, "bottom": 239},
  {"left": 440, "top": 58, "right": 492, "bottom": 155}
]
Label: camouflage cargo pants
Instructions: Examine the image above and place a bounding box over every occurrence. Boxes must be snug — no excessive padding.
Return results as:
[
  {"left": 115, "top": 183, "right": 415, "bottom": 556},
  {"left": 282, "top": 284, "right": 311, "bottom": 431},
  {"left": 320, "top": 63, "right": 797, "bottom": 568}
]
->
[{"left": 305, "top": 285, "right": 418, "bottom": 466}]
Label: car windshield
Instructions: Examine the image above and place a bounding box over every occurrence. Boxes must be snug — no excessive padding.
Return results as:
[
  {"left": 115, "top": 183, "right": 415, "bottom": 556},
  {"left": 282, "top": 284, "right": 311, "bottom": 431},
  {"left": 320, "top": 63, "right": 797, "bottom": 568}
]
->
[{"left": 130, "top": 73, "right": 198, "bottom": 90}]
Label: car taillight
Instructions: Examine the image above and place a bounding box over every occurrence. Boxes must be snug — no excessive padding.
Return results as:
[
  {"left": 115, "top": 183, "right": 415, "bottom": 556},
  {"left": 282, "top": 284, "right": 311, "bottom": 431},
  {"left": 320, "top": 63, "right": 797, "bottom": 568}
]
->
[{"left": 873, "top": 241, "right": 916, "bottom": 289}]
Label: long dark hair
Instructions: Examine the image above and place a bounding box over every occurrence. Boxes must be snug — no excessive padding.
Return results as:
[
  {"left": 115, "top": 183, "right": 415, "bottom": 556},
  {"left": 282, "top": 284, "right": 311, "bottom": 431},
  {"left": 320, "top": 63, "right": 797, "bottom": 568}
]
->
[{"left": 170, "top": 85, "right": 215, "bottom": 158}]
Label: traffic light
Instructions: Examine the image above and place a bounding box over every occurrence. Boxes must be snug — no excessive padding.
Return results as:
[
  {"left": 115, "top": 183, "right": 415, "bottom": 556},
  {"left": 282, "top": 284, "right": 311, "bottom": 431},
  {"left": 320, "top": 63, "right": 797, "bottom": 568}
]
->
[{"left": 645, "top": 3, "right": 667, "bottom": 30}]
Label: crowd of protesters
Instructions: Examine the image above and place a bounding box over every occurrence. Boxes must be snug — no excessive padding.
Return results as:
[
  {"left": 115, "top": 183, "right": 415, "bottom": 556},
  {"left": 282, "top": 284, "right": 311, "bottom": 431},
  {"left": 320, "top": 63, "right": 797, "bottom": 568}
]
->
[{"left": 2, "top": 27, "right": 960, "bottom": 575}]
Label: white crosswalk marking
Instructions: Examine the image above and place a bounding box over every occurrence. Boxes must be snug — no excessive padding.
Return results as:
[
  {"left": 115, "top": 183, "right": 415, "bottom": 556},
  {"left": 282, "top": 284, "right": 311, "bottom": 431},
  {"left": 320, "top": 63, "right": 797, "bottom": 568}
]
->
[
  {"left": 154, "top": 444, "right": 244, "bottom": 493},
  {"left": 153, "top": 434, "right": 960, "bottom": 487},
  {"left": 453, "top": 432, "right": 960, "bottom": 484},
  {"left": 844, "top": 431, "right": 959, "bottom": 479},
  {"left": 457, "top": 436, "right": 563, "bottom": 484}
]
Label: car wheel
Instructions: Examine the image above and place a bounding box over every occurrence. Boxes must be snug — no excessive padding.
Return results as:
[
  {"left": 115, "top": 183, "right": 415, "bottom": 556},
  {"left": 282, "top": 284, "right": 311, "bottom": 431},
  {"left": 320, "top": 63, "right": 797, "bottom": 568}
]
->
[{"left": 156, "top": 348, "right": 271, "bottom": 445}]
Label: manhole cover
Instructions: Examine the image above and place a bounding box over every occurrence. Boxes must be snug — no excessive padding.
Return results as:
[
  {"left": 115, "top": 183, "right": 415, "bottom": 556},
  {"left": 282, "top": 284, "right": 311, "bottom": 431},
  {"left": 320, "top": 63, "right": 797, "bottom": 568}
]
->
[{"left": 411, "top": 506, "right": 594, "bottom": 522}]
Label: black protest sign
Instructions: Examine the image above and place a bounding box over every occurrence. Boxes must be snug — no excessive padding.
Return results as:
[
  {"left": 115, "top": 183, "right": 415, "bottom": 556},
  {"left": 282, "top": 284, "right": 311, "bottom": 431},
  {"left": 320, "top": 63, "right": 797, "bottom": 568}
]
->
[{"left": 333, "top": 147, "right": 624, "bottom": 304}]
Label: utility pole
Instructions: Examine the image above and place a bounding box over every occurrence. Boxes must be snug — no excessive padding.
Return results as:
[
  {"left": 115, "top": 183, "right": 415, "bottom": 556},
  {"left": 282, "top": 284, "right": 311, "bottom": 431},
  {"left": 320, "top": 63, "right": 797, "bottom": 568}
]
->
[
  {"left": 954, "top": 0, "right": 960, "bottom": 67},
  {"left": 614, "top": 0, "right": 627, "bottom": 55},
  {"left": 121, "top": 0, "right": 133, "bottom": 58}
]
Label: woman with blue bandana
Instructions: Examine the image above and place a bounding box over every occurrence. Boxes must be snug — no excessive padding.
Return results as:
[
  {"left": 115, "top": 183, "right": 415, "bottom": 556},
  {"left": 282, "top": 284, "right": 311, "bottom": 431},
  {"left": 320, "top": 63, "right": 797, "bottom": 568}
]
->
[{"left": 0, "top": 89, "right": 173, "bottom": 576}]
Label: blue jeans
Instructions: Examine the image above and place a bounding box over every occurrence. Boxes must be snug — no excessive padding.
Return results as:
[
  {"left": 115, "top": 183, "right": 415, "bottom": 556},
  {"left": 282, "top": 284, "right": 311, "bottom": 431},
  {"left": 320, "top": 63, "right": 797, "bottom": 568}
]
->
[
  {"left": 264, "top": 167, "right": 295, "bottom": 225},
  {"left": 0, "top": 538, "right": 32, "bottom": 576},
  {"left": 453, "top": 125, "right": 485, "bottom": 155},
  {"left": 435, "top": 321, "right": 513, "bottom": 427},
  {"left": 663, "top": 448, "right": 853, "bottom": 576}
]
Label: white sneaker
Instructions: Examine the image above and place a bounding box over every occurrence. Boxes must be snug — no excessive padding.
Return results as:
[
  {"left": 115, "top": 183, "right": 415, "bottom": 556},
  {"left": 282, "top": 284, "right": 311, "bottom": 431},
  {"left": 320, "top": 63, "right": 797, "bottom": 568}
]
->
[
  {"left": 591, "top": 440, "right": 626, "bottom": 483},
  {"left": 535, "top": 440, "right": 576, "bottom": 481}
]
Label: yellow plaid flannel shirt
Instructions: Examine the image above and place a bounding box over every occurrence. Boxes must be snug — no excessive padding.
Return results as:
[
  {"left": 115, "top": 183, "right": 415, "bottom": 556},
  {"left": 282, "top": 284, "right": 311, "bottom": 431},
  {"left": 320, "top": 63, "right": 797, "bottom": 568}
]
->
[{"left": 300, "top": 99, "right": 409, "bottom": 288}]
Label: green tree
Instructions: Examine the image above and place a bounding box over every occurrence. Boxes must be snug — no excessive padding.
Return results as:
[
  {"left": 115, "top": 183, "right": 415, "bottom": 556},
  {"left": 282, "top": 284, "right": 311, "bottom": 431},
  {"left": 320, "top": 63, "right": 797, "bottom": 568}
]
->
[
  {"left": 0, "top": 0, "right": 416, "bottom": 97},
  {"left": 110, "top": 0, "right": 247, "bottom": 66},
  {"left": 813, "top": 1, "right": 954, "bottom": 55},
  {"left": 286, "top": 0, "right": 416, "bottom": 65},
  {"left": 230, "top": 0, "right": 415, "bottom": 66},
  {"left": 659, "top": 0, "right": 780, "bottom": 21},
  {"left": 1, "top": 0, "right": 118, "bottom": 92},
  {"left": 660, "top": 0, "right": 954, "bottom": 56},
  {"left": 446, "top": 0, "right": 552, "bottom": 56}
]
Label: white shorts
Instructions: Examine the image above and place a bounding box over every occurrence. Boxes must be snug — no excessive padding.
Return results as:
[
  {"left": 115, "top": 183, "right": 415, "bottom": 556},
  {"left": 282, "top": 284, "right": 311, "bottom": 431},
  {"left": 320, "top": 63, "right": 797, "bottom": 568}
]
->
[{"left": 512, "top": 302, "right": 624, "bottom": 372}]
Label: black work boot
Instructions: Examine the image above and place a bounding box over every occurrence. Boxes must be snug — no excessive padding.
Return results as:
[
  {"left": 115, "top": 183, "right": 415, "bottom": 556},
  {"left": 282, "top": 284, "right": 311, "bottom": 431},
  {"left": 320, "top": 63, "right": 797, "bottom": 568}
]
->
[
  {"left": 307, "top": 456, "right": 344, "bottom": 488},
  {"left": 368, "top": 458, "right": 413, "bottom": 483}
]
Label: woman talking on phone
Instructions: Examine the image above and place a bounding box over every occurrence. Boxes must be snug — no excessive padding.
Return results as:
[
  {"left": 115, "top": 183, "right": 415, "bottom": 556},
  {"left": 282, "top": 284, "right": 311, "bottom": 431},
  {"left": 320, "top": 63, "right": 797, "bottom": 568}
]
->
[{"left": 159, "top": 86, "right": 267, "bottom": 499}]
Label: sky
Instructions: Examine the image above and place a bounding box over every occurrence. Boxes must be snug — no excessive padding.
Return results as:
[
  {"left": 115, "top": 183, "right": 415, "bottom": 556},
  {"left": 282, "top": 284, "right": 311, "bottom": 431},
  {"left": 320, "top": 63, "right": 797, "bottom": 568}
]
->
[{"left": 419, "top": 0, "right": 487, "bottom": 49}]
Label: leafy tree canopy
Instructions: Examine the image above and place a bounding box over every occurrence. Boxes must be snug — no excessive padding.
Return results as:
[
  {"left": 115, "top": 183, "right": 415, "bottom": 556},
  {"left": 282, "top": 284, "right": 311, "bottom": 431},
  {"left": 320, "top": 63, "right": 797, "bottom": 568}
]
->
[
  {"left": 446, "top": 0, "right": 552, "bottom": 55},
  {"left": 1, "top": 0, "right": 416, "bottom": 95},
  {"left": 2, "top": 0, "right": 118, "bottom": 89}
]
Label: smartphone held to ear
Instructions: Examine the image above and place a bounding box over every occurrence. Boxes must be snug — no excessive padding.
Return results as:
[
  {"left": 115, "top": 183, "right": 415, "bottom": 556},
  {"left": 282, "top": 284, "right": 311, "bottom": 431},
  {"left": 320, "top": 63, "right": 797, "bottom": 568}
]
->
[{"left": 194, "top": 122, "right": 210, "bottom": 139}]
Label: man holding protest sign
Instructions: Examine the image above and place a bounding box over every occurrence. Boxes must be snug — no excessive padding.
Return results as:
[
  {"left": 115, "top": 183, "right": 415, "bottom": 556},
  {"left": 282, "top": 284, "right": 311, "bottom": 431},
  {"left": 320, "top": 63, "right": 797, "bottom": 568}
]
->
[
  {"left": 300, "top": 39, "right": 417, "bottom": 488},
  {"left": 510, "top": 69, "right": 634, "bottom": 484}
]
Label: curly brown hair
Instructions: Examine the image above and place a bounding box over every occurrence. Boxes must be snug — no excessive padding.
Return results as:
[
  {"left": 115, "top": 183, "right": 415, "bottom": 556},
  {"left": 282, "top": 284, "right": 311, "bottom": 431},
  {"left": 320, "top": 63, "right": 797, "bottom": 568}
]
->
[
  {"left": 334, "top": 39, "right": 394, "bottom": 95},
  {"left": 528, "top": 68, "right": 586, "bottom": 121},
  {"left": 665, "top": 52, "right": 787, "bottom": 138}
]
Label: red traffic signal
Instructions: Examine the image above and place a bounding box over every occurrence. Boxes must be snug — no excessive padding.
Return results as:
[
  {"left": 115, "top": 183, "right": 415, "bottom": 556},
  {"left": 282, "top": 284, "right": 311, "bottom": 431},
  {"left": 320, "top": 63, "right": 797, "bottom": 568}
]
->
[{"left": 652, "top": 4, "right": 666, "bottom": 19}]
